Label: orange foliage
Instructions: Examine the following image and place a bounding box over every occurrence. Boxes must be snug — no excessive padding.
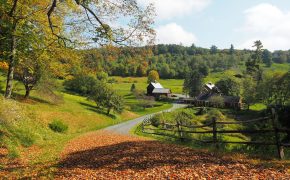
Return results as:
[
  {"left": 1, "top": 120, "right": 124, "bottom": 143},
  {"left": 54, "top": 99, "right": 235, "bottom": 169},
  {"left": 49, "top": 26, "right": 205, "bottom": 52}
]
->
[{"left": 0, "top": 62, "right": 9, "bottom": 71}]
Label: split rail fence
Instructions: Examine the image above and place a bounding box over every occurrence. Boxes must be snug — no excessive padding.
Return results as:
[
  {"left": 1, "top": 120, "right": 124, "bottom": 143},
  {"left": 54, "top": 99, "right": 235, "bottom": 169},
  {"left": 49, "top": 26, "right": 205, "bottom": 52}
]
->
[{"left": 142, "top": 108, "right": 290, "bottom": 159}]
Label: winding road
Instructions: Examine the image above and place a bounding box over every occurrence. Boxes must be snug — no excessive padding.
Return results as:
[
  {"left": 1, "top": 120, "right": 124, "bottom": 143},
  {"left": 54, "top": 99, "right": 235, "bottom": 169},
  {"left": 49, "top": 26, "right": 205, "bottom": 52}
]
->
[{"left": 104, "top": 103, "right": 187, "bottom": 135}]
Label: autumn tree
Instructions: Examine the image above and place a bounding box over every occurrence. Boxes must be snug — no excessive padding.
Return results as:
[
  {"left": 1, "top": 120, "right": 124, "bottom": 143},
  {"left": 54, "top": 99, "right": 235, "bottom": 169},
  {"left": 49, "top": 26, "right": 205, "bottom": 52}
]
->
[
  {"left": 1, "top": 0, "right": 155, "bottom": 98},
  {"left": 147, "top": 70, "right": 159, "bottom": 83}
]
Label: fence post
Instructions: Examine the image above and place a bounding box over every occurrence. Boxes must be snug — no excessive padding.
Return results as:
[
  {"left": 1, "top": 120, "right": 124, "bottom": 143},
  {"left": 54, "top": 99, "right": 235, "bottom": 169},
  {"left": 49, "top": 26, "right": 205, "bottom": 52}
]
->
[
  {"left": 271, "top": 108, "right": 284, "bottom": 160},
  {"left": 142, "top": 118, "right": 145, "bottom": 133},
  {"left": 177, "top": 121, "right": 184, "bottom": 142},
  {"left": 212, "top": 117, "right": 219, "bottom": 149}
]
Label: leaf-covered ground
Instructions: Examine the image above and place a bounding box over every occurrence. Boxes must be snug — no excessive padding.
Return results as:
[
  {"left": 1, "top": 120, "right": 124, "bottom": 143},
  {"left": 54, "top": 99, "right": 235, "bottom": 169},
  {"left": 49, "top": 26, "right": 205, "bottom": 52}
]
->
[{"left": 55, "top": 131, "right": 289, "bottom": 179}]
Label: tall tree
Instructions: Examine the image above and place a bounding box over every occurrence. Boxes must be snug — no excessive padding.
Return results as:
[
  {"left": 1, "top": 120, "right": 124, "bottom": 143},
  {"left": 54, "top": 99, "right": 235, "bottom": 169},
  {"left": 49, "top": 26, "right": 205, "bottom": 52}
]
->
[
  {"left": 229, "top": 44, "right": 235, "bottom": 55},
  {"left": 183, "top": 70, "right": 203, "bottom": 97},
  {"left": 246, "top": 40, "right": 263, "bottom": 75}
]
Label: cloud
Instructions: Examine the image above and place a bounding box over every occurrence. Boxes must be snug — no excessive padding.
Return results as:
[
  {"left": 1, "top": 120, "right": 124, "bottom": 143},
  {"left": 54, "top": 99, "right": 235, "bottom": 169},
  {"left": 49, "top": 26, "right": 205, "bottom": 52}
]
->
[
  {"left": 238, "top": 3, "right": 290, "bottom": 51},
  {"left": 156, "top": 23, "right": 197, "bottom": 46},
  {"left": 137, "top": 0, "right": 211, "bottom": 20}
]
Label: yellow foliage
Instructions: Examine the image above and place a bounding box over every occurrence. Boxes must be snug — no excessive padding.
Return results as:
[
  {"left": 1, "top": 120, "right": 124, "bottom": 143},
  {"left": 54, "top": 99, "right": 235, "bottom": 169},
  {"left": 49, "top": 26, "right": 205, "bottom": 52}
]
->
[{"left": 0, "top": 62, "right": 9, "bottom": 70}]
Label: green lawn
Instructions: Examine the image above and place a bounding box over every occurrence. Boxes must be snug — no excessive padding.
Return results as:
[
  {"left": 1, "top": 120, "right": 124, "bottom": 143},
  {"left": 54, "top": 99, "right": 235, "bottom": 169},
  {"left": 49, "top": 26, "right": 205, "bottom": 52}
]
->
[{"left": 0, "top": 74, "right": 177, "bottom": 167}]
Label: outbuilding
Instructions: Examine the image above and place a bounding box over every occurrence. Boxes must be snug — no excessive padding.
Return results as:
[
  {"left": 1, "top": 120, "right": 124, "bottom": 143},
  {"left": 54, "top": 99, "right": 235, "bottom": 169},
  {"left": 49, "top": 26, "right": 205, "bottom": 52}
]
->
[{"left": 147, "top": 81, "right": 171, "bottom": 97}]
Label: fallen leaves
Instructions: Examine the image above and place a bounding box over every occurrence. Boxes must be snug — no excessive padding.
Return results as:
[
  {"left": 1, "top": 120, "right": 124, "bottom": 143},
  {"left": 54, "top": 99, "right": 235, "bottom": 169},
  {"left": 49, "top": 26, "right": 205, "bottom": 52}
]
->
[{"left": 54, "top": 131, "right": 290, "bottom": 179}]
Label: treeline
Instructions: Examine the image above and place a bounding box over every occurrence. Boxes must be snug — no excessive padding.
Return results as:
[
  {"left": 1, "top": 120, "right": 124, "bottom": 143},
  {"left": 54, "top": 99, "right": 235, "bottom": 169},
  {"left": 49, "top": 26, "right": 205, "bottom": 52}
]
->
[{"left": 79, "top": 44, "right": 290, "bottom": 79}]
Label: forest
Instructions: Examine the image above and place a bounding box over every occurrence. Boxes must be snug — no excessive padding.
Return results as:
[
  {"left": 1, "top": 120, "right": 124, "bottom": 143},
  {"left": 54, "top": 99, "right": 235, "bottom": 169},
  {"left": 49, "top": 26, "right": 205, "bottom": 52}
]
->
[{"left": 79, "top": 44, "right": 290, "bottom": 79}]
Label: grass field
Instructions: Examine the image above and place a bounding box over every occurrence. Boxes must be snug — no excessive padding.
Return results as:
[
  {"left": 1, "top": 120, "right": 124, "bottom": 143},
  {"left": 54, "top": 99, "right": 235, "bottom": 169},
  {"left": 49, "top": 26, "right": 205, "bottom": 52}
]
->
[{"left": 0, "top": 74, "right": 179, "bottom": 168}]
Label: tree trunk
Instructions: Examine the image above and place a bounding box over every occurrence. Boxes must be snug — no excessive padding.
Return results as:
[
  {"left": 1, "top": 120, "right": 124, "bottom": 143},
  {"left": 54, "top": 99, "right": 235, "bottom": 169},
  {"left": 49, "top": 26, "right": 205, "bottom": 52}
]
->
[
  {"left": 24, "top": 86, "right": 30, "bottom": 99},
  {"left": 5, "top": 22, "right": 17, "bottom": 99},
  {"left": 107, "top": 107, "right": 111, "bottom": 115}
]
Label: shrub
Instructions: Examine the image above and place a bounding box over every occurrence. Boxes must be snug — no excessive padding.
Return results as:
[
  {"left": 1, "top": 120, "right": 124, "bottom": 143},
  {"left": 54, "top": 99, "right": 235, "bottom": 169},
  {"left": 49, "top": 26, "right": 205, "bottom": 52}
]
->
[
  {"left": 108, "top": 78, "right": 117, "bottom": 83},
  {"left": 150, "top": 114, "right": 162, "bottom": 127},
  {"left": 63, "top": 74, "right": 99, "bottom": 95},
  {"left": 49, "top": 119, "right": 68, "bottom": 133},
  {"left": 130, "top": 83, "right": 136, "bottom": 92},
  {"left": 206, "top": 109, "right": 226, "bottom": 121}
]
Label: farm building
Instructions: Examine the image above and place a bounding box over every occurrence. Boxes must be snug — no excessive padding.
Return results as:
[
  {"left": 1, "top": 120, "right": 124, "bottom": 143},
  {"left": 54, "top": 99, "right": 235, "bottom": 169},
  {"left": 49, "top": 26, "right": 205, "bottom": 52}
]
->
[
  {"left": 181, "top": 82, "right": 242, "bottom": 109},
  {"left": 147, "top": 81, "right": 171, "bottom": 98}
]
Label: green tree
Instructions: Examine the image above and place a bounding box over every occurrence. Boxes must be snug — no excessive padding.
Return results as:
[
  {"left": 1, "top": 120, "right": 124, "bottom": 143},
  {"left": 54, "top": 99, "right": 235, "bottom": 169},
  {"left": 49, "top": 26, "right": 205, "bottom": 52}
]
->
[
  {"left": 258, "top": 71, "right": 290, "bottom": 106},
  {"left": 262, "top": 49, "right": 273, "bottom": 67},
  {"left": 130, "top": 83, "right": 136, "bottom": 92},
  {"left": 229, "top": 44, "right": 235, "bottom": 55},
  {"left": 183, "top": 70, "right": 203, "bottom": 97},
  {"left": 147, "top": 70, "right": 160, "bottom": 83},
  {"left": 136, "top": 65, "right": 146, "bottom": 77},
  {"left": 96, "top": 71, "right": 108, "bottom": 82},
  {"left": 89, "top": 85, "right": 124, "bottom": 115},
  {"left": 242, "top": 77, "right": 257, "bottom": 109},
  {"left": 210, "top": 45, "right": 218, "bottom": 54},
  {"left": 216, "top": 77, "right": 240, "bottom": 96},
  {"left": 246, "top": 40, "right": 263, "bottom": 75}
]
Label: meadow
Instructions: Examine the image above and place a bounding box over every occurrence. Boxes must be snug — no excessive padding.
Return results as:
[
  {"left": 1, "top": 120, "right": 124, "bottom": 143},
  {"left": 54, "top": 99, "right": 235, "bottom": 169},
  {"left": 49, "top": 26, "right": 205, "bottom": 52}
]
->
[{"left": 0, "top": 73, "right": 182, "bottom": 168}]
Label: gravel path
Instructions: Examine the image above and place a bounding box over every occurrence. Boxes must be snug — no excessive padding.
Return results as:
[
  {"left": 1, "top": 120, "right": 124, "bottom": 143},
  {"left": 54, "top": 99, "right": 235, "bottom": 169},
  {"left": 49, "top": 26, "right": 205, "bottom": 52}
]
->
[{"left": 104, "top": 103, "right": 187, "bottom": 135}]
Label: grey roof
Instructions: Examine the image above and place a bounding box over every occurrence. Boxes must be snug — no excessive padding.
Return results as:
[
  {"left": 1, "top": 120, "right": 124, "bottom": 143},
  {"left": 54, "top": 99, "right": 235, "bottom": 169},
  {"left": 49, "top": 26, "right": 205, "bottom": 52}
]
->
[{"left": 152, "top": 88, "right": 171, "bottom": 94}]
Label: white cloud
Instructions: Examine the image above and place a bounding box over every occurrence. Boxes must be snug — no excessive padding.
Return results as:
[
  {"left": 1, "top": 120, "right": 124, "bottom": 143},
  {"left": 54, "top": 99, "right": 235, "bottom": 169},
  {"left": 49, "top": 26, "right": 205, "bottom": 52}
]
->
[
  {"left": 238, "top": 3, "right": 290, "bottom": 51},
  {"left": 156, "top": 23, "right": 197, "bottom": 46},
  {"left": 137, "top": 0, "right": 211, "bottom": 20}
]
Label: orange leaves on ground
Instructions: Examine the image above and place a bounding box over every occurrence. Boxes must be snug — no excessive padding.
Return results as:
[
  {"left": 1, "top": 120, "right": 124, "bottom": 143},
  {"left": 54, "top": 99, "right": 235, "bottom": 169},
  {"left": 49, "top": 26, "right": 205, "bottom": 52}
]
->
[{"left": 55, "top": 131, "right": 290, "bottom": 179}]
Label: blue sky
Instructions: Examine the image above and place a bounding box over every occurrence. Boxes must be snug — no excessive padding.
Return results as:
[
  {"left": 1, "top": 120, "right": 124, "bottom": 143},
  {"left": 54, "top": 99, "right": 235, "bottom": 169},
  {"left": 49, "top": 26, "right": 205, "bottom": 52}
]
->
[{"left": 137, "top": 0, "right": 290, "bottom": 51}]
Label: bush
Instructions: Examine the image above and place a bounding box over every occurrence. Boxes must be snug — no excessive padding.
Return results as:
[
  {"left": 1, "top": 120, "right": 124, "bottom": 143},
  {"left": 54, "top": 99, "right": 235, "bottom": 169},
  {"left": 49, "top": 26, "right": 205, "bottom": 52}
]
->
[
  {"left": 206, "top": 109, "right": 226, "bottom": 121},
  {"left": 49, "top": 119, "right": 68, "bottom": 133},
  {"left": 108, "top": 78, "right": 117, "bottom": 83},
  {"left": 63, "top": 74, "right": 99, "bottom": 95},
  {"left": 150, "top": 114, "right": 162, "bottom": 127}
]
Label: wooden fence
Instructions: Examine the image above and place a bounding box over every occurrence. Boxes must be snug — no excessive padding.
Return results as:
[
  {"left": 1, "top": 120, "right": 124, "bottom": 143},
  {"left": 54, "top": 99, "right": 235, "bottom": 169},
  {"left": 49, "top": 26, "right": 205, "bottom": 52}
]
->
[{"left": 142, "top": 108, "right": 290, "bottom": 159}]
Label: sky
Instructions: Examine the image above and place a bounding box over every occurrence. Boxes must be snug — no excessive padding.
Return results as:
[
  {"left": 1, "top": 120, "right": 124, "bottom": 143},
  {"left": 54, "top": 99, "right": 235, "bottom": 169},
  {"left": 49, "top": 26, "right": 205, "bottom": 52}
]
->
[{"left": 137, "top": 0, "right": 290, "bottom": 51}]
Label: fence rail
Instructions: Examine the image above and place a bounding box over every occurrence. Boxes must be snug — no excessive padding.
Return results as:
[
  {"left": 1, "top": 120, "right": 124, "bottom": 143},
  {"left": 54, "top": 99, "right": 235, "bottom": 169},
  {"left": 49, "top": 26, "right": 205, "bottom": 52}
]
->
[{"left": 142, "top": 108, "right": 290, "bottom": 159}]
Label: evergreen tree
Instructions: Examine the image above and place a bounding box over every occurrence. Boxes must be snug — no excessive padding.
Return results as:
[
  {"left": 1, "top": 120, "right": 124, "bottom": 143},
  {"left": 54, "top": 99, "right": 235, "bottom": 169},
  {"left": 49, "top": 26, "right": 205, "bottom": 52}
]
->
[
  {"left": 210, "top": 45, "right": 218, "bottom": 54},
  {"left": 229, "top": 44, "right": 235, "bottom": 55},
  {"left": 130, "top": 83, "right": 136, "bottom": 92}
]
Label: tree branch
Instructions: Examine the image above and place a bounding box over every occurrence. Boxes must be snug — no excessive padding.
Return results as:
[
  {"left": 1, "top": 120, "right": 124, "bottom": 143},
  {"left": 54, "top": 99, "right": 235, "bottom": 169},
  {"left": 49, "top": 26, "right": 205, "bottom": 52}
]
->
[{"left": 9, "top": 0, "right": 19, "bottom": 17}]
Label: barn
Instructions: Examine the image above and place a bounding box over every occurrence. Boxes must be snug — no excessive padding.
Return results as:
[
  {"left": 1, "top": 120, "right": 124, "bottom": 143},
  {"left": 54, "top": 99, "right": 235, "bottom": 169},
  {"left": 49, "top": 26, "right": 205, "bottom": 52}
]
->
[{"left": 147, "top": 81, "right": 171, "bottom": 98}]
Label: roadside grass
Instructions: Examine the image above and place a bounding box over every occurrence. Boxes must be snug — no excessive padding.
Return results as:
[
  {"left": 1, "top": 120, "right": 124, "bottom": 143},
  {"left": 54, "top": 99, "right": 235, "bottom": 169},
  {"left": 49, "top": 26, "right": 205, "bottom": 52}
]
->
[{"left": 132, "top": 122, "right": 290, "bottom": 172}]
